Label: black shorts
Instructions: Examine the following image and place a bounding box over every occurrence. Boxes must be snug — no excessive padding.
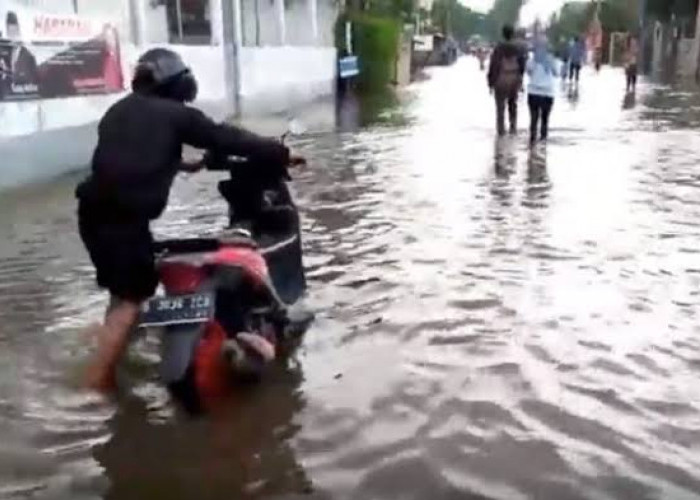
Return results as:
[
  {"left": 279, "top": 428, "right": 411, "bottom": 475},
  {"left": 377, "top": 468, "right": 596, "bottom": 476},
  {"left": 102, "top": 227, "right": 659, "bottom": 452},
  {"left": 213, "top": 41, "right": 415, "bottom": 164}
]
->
[{"left": 78, "top": 205, "right": 158, "bottom": 302}]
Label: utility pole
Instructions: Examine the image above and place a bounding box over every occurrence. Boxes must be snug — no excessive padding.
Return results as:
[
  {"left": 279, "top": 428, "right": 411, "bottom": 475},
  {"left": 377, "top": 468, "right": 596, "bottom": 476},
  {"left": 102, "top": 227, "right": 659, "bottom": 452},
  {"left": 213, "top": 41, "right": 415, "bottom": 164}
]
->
[
  {"left": 446, "top": 0, "right": 453, "bottom": 36},
  {"left": 638, "top": 0, "right": 647, "bottom": 73}
]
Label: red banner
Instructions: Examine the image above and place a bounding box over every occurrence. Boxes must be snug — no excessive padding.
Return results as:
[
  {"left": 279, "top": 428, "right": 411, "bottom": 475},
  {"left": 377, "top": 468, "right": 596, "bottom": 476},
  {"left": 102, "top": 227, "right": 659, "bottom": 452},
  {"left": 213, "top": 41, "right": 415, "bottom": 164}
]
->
[{"left": 0, "top": 0, "right": 124, "bottom": 101}]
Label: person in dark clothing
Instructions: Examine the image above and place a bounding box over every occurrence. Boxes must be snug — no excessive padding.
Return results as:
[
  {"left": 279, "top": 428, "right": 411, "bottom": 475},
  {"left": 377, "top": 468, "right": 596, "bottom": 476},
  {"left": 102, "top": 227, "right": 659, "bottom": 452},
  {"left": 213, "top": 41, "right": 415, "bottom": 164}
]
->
[
  {"left": 569, "top": 36, "right": 585, "bottom": 84},
  {"left": 624, "top": 35, "right": 639, "bottom": 94},
  {"left": 487, "top": 25, "right": 526, "bottom": 136},
  {"left": 76, "top": 48, "right": 304, "bottom": 392},
  {"left": 5, "top": 11, "right": 38, "bottom": 96}
]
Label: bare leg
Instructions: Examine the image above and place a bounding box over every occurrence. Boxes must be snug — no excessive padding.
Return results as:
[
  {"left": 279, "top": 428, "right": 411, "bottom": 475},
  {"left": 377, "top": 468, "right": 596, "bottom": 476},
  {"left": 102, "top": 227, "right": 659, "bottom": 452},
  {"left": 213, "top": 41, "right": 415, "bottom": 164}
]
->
[{"left": 85, "top": 297, "right": 141, "bottom": 392}]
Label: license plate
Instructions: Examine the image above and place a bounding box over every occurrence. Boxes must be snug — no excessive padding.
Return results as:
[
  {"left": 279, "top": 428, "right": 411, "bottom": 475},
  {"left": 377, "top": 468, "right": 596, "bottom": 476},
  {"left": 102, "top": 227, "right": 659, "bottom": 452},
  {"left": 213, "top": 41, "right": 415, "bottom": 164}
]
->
[{"left": 140, "top": 292, "right": 215, "bottom": 327}]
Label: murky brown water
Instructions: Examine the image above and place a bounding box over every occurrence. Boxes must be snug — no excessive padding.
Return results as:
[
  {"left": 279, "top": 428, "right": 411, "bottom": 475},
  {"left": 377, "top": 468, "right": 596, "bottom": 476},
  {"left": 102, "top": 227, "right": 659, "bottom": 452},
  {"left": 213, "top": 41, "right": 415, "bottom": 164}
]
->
[{"left": 4, "top": 59, "right": 700, "bottom": 499}]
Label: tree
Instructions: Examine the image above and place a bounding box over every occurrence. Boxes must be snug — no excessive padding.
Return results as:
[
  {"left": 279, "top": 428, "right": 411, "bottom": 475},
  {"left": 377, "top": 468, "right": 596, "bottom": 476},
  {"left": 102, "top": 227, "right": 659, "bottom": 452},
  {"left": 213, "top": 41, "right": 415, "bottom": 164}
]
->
[
  {"left": 598, "top": 0, "right": 640, "bottom": 32},
  {"left": 548, "top": 0, "right": 644, "bottom": 50},
  {"left": 486, "top": 0, "right": 526, "bottom": 40},
  {"left": 646, "top": 0, "right": 697, "bottom": 21},
  {"left": 365, "top": 0, "right": 417, "bottom": 22},
  {"left": 548, "top": 1, "right": 591, "bottom": 49},
  {"left": 430, "top": 0, "right": 486, "bottom": 39}
]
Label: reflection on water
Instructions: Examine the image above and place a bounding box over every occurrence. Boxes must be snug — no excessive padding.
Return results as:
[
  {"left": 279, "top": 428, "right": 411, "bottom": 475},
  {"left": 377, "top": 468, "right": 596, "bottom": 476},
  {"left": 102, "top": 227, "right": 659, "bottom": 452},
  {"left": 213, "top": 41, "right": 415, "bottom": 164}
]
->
[
  {"left": 3, "top": 62, "right": 700, "bottom": 499},
  {"left": 95, "top": 366, "right": 312, "bottom": 500}
]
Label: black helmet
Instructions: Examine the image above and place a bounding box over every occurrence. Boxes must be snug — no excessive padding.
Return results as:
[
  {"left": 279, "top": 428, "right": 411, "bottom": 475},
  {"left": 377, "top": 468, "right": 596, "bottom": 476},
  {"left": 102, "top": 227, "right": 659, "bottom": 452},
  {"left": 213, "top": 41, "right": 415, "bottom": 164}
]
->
[{"left": 131, "top": 48, "right": 198, "bottom": 102}]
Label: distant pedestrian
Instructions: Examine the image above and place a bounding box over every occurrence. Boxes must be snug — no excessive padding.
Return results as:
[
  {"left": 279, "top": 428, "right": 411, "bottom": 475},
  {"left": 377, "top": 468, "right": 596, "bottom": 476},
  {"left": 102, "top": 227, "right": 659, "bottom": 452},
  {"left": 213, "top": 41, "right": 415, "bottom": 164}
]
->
[
  {"left": 563, "top": 39, "right": 574, "bottom": 77},
  {"left": 559, "top": 45, "right": 570, "bottom": 79},
  {"left": 477, "top": 46, "right": 487, "bottom": 71},
  {"left": 488, "top": 24, "right": 526, "bottom": 136},
  {"left": 526, "top": 37, "right": 557, "bottom": 146},
  {"left": 569, "top": 36, "right": 585, "bottom": 83},
  {"left": 624, "top": 35, "right": 639, "bottom": 93},
  {"left": 594, "top": 47, "right": 602, "bottom": 72}
]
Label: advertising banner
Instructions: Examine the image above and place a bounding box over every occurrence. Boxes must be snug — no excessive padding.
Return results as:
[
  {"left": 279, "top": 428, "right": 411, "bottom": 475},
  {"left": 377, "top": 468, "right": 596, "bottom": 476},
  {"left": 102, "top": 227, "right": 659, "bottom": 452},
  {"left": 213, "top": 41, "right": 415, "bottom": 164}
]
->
[{"left": 0, "top": 0, "right": 124, "bottom": 101}]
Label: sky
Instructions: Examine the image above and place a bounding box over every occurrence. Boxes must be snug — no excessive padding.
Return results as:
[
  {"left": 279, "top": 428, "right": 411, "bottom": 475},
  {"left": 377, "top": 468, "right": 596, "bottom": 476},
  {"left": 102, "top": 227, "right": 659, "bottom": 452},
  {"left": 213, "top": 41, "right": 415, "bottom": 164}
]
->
[{"left": 461, "top": 0, "right": 570, "bottom": 24}]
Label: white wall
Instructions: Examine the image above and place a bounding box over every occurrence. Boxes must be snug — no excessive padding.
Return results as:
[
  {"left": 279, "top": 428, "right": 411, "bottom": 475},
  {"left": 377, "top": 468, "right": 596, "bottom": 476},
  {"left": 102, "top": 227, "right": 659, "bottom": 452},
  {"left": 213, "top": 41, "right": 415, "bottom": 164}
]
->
[
  {"left": 141, "top": 3, "right": 169, "bottom": 43},
  {"left": 285, "top": 0, "right": 315, "bottom": 46},
  {"left": 10, "top": 0, "right": 73, "bottom": 13},
  {"left": 315, "top": 0, "right": 336, "bottom": 47},
  {"left": 74, "top": 0, "right": 134, "bottom": 44},
  {"left": 240, "top": 0, "right": 282, "bottom": 46},
  {"left": 238, "top": 46, "right": 335, "bottom": 113}
]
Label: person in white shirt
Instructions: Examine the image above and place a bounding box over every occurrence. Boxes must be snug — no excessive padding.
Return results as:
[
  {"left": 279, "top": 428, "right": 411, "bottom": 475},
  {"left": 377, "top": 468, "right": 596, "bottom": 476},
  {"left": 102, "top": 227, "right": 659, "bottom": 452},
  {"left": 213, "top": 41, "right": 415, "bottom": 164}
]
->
[
  {"left": 526, "top": 37, "right": 557, "bottom": 145},
  {"left": 625, "top": 35, "right": 639, "bottom": 94}
]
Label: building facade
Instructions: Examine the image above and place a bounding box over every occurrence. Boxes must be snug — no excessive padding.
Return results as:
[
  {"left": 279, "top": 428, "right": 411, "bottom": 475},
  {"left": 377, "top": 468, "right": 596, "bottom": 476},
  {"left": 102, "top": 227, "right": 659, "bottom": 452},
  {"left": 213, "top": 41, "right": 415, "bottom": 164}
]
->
[{"left": 0, "top": 0, "right": 337, "bottom": 189}]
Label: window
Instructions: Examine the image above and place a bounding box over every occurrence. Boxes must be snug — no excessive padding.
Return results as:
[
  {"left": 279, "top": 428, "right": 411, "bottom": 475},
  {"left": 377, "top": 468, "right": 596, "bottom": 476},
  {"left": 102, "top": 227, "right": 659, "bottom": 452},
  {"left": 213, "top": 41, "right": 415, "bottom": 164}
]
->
[
  {"left": 240, "top": 0, "right": 282, "bottom": 47},
  {"left": 166, "top": 0, "right": 211, "bottom": 45}
]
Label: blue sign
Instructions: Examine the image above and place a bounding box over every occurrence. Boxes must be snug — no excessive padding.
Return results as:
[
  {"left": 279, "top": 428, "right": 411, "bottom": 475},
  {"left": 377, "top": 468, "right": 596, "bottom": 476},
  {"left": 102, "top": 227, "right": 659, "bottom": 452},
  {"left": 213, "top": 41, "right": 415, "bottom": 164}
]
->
[{"left": 339, "top": 56, "right": 359, "bottom": 79}]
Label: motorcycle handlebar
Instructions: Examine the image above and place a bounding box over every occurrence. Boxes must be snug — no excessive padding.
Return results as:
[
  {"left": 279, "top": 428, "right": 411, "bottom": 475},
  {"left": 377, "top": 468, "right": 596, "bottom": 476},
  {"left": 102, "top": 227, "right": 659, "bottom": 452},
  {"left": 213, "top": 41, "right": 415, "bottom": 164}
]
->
[
  {"left": 202, "top": 151, "right": 292, "bottom": 180},
  {"left": 203, "top": 152, "right": 249, "bottom": 171}
]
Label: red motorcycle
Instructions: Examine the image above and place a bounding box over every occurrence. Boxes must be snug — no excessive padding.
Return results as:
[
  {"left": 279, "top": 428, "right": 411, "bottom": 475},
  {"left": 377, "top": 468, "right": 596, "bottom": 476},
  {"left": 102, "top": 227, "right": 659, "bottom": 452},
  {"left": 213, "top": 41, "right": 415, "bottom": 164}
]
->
[{"left": 139, "top": 148, "right": 312, "bottom": 413}]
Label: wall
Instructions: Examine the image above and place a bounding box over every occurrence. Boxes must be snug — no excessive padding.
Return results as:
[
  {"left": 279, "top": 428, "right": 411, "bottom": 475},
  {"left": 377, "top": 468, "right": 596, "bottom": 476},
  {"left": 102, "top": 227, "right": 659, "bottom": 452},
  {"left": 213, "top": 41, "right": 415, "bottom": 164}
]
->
[
  {"left": 74, "top": 0, "right": 131, "bottom": 34},
  {"left": 237, "top": 0, "right": 337, "bottom": 113},
  {"left": 8, "top": 0, "right": 73, "bottom": 13},
  {"left": 315, "top": 0, "right": 336, "bottom": 47},
  {"left": 285, "top": 0, "right": 315, "bottom": 46},
  {"left": 238, "top": 46, "right": 335, "bottom": 113},
  {"left": 678, "top": 38, "right": 696, "bottom": 77},
  {"left": 240, "top": 0, "right": 282, "bottom": 46},
  {"left": 141, "top": 4, "right": 169, "bottom": 43}
]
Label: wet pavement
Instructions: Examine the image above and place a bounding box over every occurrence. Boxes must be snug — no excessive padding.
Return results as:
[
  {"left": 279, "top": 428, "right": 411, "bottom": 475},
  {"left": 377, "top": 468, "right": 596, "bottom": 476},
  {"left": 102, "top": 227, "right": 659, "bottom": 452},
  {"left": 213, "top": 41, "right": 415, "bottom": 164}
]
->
[{"left": 3, "top": 57, "right": 700, "bottom": 499}]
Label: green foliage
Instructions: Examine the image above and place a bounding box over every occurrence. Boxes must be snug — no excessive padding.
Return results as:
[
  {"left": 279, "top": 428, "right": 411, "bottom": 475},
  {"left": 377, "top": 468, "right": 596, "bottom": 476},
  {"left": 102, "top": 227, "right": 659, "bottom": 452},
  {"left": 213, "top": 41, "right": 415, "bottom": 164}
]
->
[
  {"left": 336, "top": 12, "right": 400, "bottom": 90},
  {"left": 646, "top": 0, "right": 697, "bottom": 21},
  {"left": 548, "top": 0, "right": 697, "bottom": 50},
  {"left": 548, "top": 1, "right": 591, "bottom": 48},
  {"left": 548, "top": 0, "right": 643, "bottom": 52},
  {"left": 430, "top": 0, "right": 486, "bottom": 39},
  {"left": 364, "top": 0, "right": 416, "bottom": 23},
  {"left": 599, "top": 0, "right": 639, "bottom": 32}
]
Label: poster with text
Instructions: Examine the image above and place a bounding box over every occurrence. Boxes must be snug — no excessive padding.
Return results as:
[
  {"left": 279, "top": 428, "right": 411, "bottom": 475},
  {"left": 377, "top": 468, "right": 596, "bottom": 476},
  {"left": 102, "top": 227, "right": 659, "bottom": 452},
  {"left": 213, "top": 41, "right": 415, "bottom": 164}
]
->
[{"left": 0, "top": 0, "right": 123, "bottom": 102}]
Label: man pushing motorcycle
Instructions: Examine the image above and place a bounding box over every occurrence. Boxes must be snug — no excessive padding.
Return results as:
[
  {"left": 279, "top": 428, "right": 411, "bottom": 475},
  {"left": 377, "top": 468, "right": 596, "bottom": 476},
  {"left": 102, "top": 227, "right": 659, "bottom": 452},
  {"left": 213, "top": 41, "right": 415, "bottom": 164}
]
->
[{"left": 76, "top": 48, "right": 305, "bottom": 392}]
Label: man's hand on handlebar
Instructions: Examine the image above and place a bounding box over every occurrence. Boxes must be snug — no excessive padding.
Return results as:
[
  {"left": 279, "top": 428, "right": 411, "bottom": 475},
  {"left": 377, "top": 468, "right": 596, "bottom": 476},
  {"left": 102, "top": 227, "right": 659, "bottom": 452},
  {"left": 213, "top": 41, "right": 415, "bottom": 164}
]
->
[
  {"left": 179, "top": 159, "right": 205, "bottom": 173},
  {"left": 289, "top": 153, "right": 306, "bottom": 168}
]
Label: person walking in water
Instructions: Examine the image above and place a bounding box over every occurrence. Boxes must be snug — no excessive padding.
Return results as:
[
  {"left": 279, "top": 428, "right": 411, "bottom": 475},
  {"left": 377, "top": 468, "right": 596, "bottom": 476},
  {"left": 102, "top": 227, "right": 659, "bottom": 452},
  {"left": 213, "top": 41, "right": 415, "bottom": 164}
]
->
[
  {"left": 559, "top": 43, "right": 570, "bottom": 80},
  {"left": 527, "top": 37, "right": 557, "bottom": 146},
  {"left": 488, "top": 24, "right": 526, "bottom": 136},
  {"left": 569, "top": 36, "right": 585, "bottom": 84},
  {"left": 624, "top": 35, "right": 639, "bottom": 93}
]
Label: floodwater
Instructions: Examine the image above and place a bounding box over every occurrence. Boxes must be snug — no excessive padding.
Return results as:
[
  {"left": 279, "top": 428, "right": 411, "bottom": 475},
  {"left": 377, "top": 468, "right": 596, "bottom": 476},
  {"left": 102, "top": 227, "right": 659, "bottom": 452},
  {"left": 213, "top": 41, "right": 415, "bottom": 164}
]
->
[{"left": 3, "top": 59, "right": 700, "bottom": 500}]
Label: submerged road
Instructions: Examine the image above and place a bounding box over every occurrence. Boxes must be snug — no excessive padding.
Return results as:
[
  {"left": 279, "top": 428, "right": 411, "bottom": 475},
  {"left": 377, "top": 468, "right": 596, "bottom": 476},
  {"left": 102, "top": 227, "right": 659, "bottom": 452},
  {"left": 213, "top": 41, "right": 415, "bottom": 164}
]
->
[{"left": 3, "top": 58, "right": 700, "bottom": 499}]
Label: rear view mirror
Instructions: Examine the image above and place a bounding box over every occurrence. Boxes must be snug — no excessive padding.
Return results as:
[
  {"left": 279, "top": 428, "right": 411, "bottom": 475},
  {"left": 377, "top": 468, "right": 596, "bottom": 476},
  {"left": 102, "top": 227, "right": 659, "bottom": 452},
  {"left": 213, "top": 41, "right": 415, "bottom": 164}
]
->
[{"left": 287, "top": 118, "right": 307, "bottom": 137}]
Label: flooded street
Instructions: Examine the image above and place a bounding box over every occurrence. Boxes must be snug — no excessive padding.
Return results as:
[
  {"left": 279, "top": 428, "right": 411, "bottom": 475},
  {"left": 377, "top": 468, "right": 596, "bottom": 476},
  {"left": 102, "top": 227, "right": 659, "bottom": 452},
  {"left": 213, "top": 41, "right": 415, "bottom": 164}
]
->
[{"left": 5, "top": 58, "right": 700, "bottom": 499}]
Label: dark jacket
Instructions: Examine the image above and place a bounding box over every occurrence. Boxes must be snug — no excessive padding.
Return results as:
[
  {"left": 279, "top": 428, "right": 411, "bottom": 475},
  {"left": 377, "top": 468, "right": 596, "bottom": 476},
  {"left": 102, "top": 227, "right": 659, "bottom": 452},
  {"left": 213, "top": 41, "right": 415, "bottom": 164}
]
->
[
  {"left": 10, "top": 44, "right": 38, "bottom": 85},
  {"left": 487, "top": 40, "right": 526, "bottom": 89},
  {"left": 76, "top": 93, "right": 289, "bottom": 221}
]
